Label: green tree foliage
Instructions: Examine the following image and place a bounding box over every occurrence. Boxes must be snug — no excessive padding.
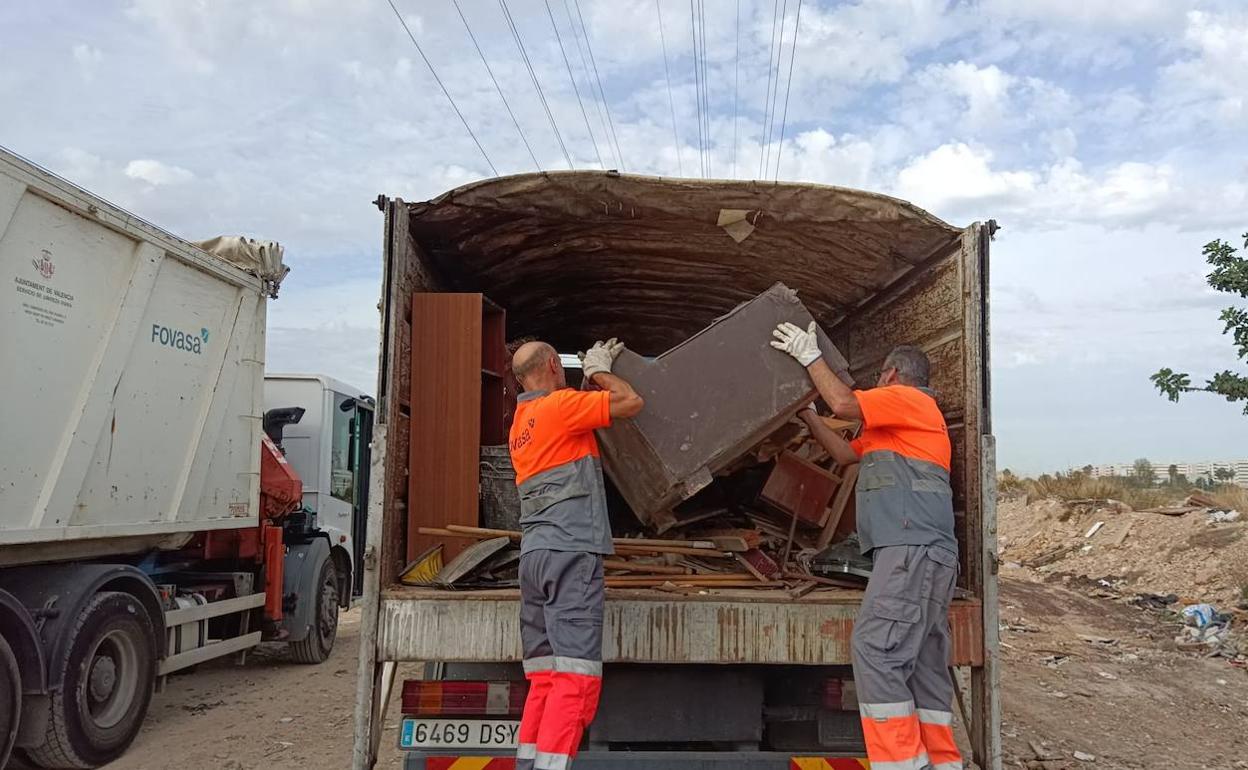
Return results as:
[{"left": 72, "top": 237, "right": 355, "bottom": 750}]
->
[
  {"left": 1215, "top": 467, "right": 1236, "bottom": 483},
  {"left": 1153, "top": 234, "right": 1248, "bottom": 413},
  {"left": 1132, "top": 458, "right": 1155, "bottom": 486}
]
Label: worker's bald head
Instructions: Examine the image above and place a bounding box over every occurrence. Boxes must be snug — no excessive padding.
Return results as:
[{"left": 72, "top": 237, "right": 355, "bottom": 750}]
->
[{"left": 512, "top": 341, "right": 563, "bottom": 390}]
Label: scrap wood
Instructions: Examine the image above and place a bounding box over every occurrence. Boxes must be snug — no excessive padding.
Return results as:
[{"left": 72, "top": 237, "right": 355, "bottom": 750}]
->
[
  {"left": 615, "top": 544, "right": 735, "bottom": 558},
  {"left": 787, "top": 581, "right": 818, "bottom": 599},
  {"left": 606, "top": 578, "right": 785, "bottom": 589},
  {"left": 1084, "top": 521, "right": 1105, "bottom": 538},
  {"left": 735, "top": 554, "right": 769, "bottom": 582},
  {"left": 1186, "top": 491, "right": 1220, "bottom": 508},
  {"left": 739, "top": 548, "right": 782, "bottom": 579},
  {"left": 708, "top": 536, "right": 751, "bottom": 552},
  {"left": 616, "top": 536, "right": 718, "bottom": 550},
  {"left": 782, "top": 570, "right": 862, "bottom": 589},
  {"left": 702, "top": 528, "right": 763, "bottom": 549},
  {"left": 444, "top": 524, "right": 522, "bottom": 539},
  {"left": 603, "top": 559, "right": 688, "bottom": 575},
  {"left": 434, "top": 537, "right": 511, "bottom": 586},
  {"left": 605, "top": 572, "right": 759, "bottom": 583},
  {"left": 1137, "top": 505, "right": 1200, "bottom": 516}
]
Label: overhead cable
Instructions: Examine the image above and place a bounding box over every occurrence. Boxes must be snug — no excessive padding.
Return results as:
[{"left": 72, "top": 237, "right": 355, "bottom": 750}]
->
[
  {"left": 763, "top": 0, "right": 788, "bottom": 177},
  {"left": 562, "top": 0, "right": 616, "bottom": 168},
  {"left": 384, "top": 0, "right": 497, "bottom": 175},
  {"left": 499, "top": 0, "right": 575, "bottom": 169},
  {"left": 758, "top": 0, "right": 780, "bottom": 179},
  {"left": 773, "top": 0, "right": 802, "bottom": 181},
  {"left": 689, "top": 0, "right": 705, "bottom": 177},
  {"left": 656, "top": 0, "right": 684, "bottom": 176},
  {"left": 699, "top": 0, "right": 712, "bottom": 177},
  {"left": 450, "top": 0, "right": 541, "bottom": 172},
  {"left": 544, "top": 0, "right": 605, "bottom": 168},
  {"left": 573, "top": 0, "right": 625, "bottom": 170}
]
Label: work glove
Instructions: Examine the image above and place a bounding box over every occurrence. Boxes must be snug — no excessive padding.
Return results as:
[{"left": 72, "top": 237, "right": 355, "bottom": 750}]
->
[
  {"left": 770, "top": 321, "right": 821, "bottom": 367},
  {"left": 580, "top": 337, "right": 624, "bottom": 379}
]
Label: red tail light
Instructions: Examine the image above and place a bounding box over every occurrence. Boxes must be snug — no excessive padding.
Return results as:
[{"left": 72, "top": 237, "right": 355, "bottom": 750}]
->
[{"left": 401, "top": 680, "right": 529, "bottom": 717}]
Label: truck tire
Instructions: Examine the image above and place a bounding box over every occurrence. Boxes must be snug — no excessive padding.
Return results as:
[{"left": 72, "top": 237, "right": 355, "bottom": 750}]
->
[
  {"left": 25, "top": 592, "right": 157, "bottom": 769},
  {"left": 1, "top": 636, "right": 20, "bottom": 769},
  {"left": 288, "top": 558, "right": 338, "bottom": 664}
]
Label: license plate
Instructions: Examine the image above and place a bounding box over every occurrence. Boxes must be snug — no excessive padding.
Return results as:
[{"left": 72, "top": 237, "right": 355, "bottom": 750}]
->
[{"left": 400, "top": 718, "right": 520, "bottom": 750}]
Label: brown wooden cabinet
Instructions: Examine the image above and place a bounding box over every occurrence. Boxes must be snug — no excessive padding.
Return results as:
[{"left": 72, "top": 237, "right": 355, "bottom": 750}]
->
[{"left": 406, "top": 293, "right": 508, "bottom": 562}]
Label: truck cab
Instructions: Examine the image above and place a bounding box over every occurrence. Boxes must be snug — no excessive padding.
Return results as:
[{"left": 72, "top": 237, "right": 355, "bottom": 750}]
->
[{"left": 265, "top": 374, "right": 374, "bottom": 598}]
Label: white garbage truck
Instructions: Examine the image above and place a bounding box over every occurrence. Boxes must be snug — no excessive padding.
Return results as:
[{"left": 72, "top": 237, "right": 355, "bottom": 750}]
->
[{"left": 0, "top": 147, "right": 372, "bottom": 768}]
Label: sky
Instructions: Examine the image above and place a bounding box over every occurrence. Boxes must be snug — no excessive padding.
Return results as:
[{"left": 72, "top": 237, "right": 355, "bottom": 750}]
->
[{"left": 1, "top": 0, "right": 1245, "bottom": 475}]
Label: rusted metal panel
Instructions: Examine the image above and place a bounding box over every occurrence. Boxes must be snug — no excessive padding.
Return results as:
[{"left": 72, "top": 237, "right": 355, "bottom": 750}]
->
[{"left": 377, "top": 593, "right": 982, "bottom": 666}]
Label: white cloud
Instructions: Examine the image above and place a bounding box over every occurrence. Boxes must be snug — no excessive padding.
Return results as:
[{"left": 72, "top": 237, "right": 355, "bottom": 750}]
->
[
  {"left": 893, "top": 143, "right": 1246, "bottom": 230},
  {"left": 124, "top": 159, "right": 194, "bottom": 186},
  {"left": 72, "top": 43, "right": 102, "bottom": 80},
  {"left": 1160, "top": 10, "right": 1248, "bottom": 125}
]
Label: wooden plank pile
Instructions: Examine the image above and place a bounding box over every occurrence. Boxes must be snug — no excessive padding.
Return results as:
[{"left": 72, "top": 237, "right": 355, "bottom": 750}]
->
[{"left": 405, "top": 409, "right": 865, "bottom": 595}]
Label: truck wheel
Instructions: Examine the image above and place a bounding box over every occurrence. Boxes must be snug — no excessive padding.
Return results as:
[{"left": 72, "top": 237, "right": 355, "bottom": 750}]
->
[
  {"left": 289, "top": 558, "right": 338, "bottom": 664},
  {"left": 26, "top": 592, "right": 157, "bottom": 769},
  {"left": 1, "top": 636, "right": 20, "bottom": 769}
]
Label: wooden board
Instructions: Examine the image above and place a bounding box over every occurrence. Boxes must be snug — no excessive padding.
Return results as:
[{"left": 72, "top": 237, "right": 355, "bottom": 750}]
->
[
  {"left": 760, "top": 450, "right": 840, "bottom": 526},
  {"left": 407, "top": 293, "right": 482, "bottom": 562}
]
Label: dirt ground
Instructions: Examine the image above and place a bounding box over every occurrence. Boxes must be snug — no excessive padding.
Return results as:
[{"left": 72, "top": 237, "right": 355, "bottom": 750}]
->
[{"left": 74, "top": 498, "right": 1248, "bottom": 769}]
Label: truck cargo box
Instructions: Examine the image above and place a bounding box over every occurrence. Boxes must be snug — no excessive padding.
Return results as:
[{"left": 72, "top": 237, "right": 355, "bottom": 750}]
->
[
  {"left": 354, "top": 172, "right": 999, "bottom": 769},
  {"left": 0, "top": 148, "right": 282, "bottom": 563}
]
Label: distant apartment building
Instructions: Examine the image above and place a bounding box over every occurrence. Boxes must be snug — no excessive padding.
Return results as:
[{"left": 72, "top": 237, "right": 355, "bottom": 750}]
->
[{"left": 1085, "top": 460, "right": 1248, "bottom": 487}]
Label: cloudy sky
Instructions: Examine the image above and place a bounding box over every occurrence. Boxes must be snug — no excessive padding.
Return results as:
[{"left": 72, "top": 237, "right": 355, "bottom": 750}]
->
[{"left": 2, "top": 0, "right": 1245, "bottom": 474}]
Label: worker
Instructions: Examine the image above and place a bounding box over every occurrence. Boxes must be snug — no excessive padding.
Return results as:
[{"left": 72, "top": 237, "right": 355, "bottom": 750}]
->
[
  {"left": 771, "top": 322, "right": 962, "bottom": 770},
  {"left": 508, "top": 339, "right": 644, "bottom": 770}
]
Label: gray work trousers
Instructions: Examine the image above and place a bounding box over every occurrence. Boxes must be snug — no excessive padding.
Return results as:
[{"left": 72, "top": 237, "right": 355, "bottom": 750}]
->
[
  {"left": 517, "top": 550, "right": 605, "bottom": 770},
  {"left": 852, "top": 544, "right": 962, "bottom": 770}
]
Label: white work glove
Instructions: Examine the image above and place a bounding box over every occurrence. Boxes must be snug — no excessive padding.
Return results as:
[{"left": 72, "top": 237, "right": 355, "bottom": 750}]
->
[
  {"left": 770, "top": 321, "right": 822, "bottom": 367},
  {"left": 579, "top": 337, "right": 624, "bottom": 380}
]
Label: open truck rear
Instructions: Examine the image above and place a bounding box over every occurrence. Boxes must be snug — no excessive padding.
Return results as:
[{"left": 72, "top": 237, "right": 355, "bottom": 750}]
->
[{"left": 352, "top": 173, "right": 1000, "bottom": 770}]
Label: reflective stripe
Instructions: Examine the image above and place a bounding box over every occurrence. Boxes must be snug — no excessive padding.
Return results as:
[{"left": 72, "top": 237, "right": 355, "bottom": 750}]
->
[
  {"left": 859, "top": 700, "right": 916, "bottom": 719},
  {"left": 933, "top": 762, "right": 963, "bottom": 770},
  {"left": 917, "top": 708, "right": 954, "bottom": 726},
  {"left": 535, "top": 750, "right": 571, "bottom": 770},
  {"left": 517, "top": 743, "right": 538, "bottom": 759},
  {"left": 523, "top": 656, "right": 555, "bottom": 673},
  {"left": 868, "top": 753, "right": 930, "bottom": 770},
  {"left": 554, "top": 656, "right": 602, "bottom": 677}
]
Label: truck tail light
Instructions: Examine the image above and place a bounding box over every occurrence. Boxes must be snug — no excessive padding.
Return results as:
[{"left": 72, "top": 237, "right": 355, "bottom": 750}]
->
[{"left": 401, "top": 680, "right": 528, "bottom": 717}]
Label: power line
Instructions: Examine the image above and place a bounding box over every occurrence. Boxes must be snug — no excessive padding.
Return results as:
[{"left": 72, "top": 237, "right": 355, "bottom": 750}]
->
[
  {"left": 774, "top": 0, "right": 802, "bottom": 181},
  {"left": 763, "top": 0, "right": 788, "bottom": 177},
  {"left": 573, "top": 0, "right": 625, "bottom": 170},
  {"left": 758, "top": 0, "right": 780, "bottom": 179},
  {"left": 562, "top": 0, "right": 616, "bottom": 168},
  {"left": 733, "top": 0, "right": 739, "bottom": 178},
  {"left": 450, "top": 0, "right": 540, "bottom": 172},
  {"left": 699, "top": 0, "right": 712, "bottom": 177},
  {"left": 544, "top": 0, "right": 604, "bottom": 168},
  {"left": 689, "top": 0, "right": 704, "bottom": 177},
  {"left": 384, "top": 0, "right": 497, "bottom": 175},
  {"left": 499, "top": 0, "right": 575, "bottom": 169},
  {"left": 656, "top": 0, "right": 683, "bottom": 176}
]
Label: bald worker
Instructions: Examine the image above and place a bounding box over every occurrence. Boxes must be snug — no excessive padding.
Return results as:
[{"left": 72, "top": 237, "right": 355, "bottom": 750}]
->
[{"left": 508, "top": 339, "right": 643, "bottom": 770}]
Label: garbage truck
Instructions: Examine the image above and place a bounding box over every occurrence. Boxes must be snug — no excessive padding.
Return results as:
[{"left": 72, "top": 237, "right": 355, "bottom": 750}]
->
[
  {"left": 0, "top": 146, "right": 372, "bottom": 768},
  {"left": 350, "top": 173, "right": 1001, "bottom": 769}
]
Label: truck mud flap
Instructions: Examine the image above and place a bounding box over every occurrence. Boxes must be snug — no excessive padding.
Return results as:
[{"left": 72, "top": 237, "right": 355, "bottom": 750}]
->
[{"left": 403, "top": 752, "right": 866, "bottom": 769}]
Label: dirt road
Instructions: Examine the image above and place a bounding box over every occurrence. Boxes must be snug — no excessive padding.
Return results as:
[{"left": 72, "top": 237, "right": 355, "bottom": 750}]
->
[
  {"left": 78, "top": 580, "right": 1246, "bottom": 770},
  {"left": 96, "top": 609, "right": 411, "bottom": 770}
]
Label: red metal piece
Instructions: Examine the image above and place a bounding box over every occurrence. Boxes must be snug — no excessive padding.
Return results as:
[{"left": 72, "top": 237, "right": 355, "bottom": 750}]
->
[
  {"left": 260, "top": 433, "right": 303, "bottom": 521},
  {"left": 262, "top": 524, "right": 284, "bottom": 622}
]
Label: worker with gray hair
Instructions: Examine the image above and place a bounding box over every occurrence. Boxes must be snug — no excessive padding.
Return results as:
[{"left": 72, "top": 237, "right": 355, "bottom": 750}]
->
[
  {"left": 508, "top": 339, "right": 644, "bottom": 770},
  {"left": 771, "top": 323, "right": 961, "bottom": 770}
]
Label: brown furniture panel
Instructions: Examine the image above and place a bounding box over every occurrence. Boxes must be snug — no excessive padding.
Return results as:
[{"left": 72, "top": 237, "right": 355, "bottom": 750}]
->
[{"left": 407, "top": 293, "right": 483, "bottom": 563}]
